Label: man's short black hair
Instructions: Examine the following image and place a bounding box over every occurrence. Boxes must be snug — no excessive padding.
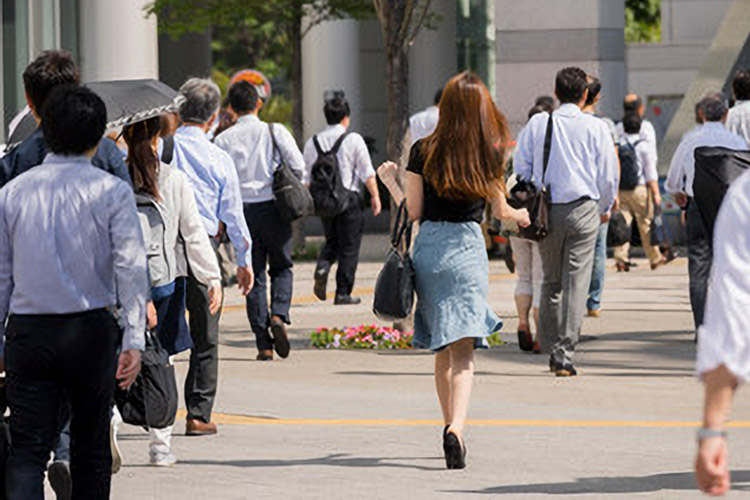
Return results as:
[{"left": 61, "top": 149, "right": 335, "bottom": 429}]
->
[
  {"left": 585, "top": 77, "right": 602, "bottom": 107},
  {"left": 623, "top": 95, "right": 644, "bottom": 114},
  {"left": 733, "top": 69, "right": 750, "bottom": 101},
  {"left": 23, "top": 50, "right": 80, "bottom": 113},
  {"left": 324, "top": 97, "right": 351, "bottom": 125},
  {"left": 42, "top": 86, "right": 106, "bottom": 156},
  {"left": 227, "top": 80, "right": 260, "bottom": 114},
  {"left": 434, "top": 88, "right": 444, "bottom": 106},
  {"left": 622, "top": 112, "right": 642, "bottom": 134},
  {"left": 555, "top": 67, "right": 588, "bottom": 104},
  {"left": 534, "top": 95, "right": 555, "bottom": 113},
  {"left": 702, "top": 92, "right": 729, "bottom": 122}
]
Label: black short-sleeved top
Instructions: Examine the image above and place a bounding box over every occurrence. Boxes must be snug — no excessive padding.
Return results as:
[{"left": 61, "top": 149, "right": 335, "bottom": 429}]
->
[{"left": 405, "top": 140, "right": 485, "bottom": 223}]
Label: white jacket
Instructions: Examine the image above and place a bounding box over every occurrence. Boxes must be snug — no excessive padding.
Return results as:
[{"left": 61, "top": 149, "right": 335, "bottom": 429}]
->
[{"left": 141, "top": 163, "right": 221, "bottom": 289}]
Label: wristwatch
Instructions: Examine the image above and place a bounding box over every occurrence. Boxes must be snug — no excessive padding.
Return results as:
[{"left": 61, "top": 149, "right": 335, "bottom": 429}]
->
[{"left": 697, "top": 427, "right": 727, "bottom": 442}]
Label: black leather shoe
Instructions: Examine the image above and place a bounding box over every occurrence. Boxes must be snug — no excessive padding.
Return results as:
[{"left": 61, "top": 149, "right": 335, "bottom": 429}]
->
[
  {"left": 555, "top": 364, "right": 578, "bottom": 377},
  {"left": 334, "top": 295, "right": 361, "bottom": 305},
  {"left": 517, "top": 328, "right": 533, "bottom": 352},
  {"left": 270, "top": 317, "right": 290, "bottom": 359},
  {"left": 313, "top": 268, "right": 328, "bottom": 301},
  {"left": 443, "top": 431, "right": 466, "bottom": 470}
]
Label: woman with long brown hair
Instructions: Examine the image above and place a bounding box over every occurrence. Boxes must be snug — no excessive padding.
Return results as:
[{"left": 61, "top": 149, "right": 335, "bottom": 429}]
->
[
  {"left": 112, "top": 116, "right": 223, "bottom": 467},
  {"left": 378, "top": 72, "right": 529, "bottom": 469}
]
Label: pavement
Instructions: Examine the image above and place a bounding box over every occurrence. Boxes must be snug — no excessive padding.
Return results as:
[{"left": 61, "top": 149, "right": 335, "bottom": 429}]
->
[{"left": 102, "top": 257, "right": 750, "bottom": 499}]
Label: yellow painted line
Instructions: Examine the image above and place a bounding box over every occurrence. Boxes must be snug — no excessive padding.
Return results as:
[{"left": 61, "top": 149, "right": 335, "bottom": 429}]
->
[
  {"left": 177, "top": 410, "right": 750, "bottom": 429},
  {"left": 223, "top": 273, "right": 514, "bottom": 312}
]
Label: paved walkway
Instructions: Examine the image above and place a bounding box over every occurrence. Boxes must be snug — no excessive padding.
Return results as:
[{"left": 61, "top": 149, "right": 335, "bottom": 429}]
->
[{"left": 106, "top": 258, "right": 750, "bottom": 499}]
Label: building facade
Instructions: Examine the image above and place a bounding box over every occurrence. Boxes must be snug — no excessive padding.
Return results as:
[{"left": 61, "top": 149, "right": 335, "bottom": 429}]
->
[{"left": 1, "top": 0, "right": 158, "bottom": 142}]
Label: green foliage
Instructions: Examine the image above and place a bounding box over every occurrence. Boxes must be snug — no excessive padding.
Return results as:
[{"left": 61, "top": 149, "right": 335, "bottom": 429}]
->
[{"left": 625, "top": 0, "right": 661, "bottom": 44}]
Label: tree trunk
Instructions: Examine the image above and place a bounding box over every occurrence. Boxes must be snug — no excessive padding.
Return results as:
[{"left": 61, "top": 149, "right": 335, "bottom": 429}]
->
[
  {"left": 291, "top": 13, "right": 304, "bottom": 146},
  {"left": 384, "top": 47, "right": 410, "bottom": 168}
]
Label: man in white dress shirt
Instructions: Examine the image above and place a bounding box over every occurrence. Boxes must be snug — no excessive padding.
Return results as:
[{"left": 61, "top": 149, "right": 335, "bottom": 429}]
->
[
  {"left": 215, "top": 81, "right": 305, "bottom": 361},
  {"left": 514, "top": 67, "right": 619, "bottom": 377},
  {"left": 172, "top": 78, "right": 254, "bottom": 436},
  {"left": 665, "top": 93, "right": 747, "bottom": 330},
  {"left": 409, "top": 89, "right": 442, "bottom": 146},
  {"left": 304, "top": 97, "right": 382, "bottom": 305},
  {"left": 694, "top": 169, "right": 750, "bottom": 496},
  {"left": 726, "top": 69, "right": 750, "bottom": 145},
  {"left": 0, "top": 86, "right": 147, "bottom": 498}
]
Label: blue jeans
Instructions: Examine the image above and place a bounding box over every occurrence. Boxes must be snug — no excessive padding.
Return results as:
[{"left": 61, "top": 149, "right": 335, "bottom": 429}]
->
[{"left": 587, "top": 223, "right": 609, "bottom": 312}]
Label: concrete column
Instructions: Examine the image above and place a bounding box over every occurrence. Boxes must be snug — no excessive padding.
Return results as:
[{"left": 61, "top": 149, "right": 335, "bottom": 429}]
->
[
  {"left": 408, "top": 0, "right": 457, "bottom": 113},
  {"left": 494, "top": 0, "right": 626, "bottom": 134},
  {"left": 302, "top": 19, "right": 361, "bottom": 142},
  {"left": 159, "top": 30, "right": 212, "bottom": 90},
  {"left": 78, "top": 0, "right": 158, "bottom": 82}
]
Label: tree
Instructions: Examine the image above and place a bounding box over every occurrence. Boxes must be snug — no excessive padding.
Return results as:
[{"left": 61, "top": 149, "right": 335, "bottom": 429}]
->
[
  {"left": 146, "top": 0, "right": 373, "bottom": 143},
  {"left": 625, "top": 0, "right": 661, "bottom": 44},
  {"left": 372, "top": 0, "right": 433, "bottom": 173}
]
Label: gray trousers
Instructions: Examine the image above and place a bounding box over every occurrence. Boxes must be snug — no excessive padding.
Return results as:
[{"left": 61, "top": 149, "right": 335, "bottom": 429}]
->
[{"left": 538, "top": 199, "right": 600, "bottom": 366}]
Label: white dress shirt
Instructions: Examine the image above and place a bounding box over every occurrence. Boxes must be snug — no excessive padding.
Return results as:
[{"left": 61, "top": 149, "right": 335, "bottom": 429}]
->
[
  {"left": 726, "top": 100, "right": 750, "bottom": 145},
  {"left": 0, "top": 154, "right": 148, "bottom": 353},
  {"left": 513, "top": 104, "right": 619, "bottom": 214},
  {"left": 621, "top": 132, "right": 658, "bottom": 185},
  {"left": 697, "top": 170, "right": 750, "bottom": 381},
  {"left": 214, "top": 114, "right": 305, "bottom": 203},
  {"left": 409, "top": 106, "right": 439, "bottom": 146},
  {"left": 171, "top": 126, "right": 251, "bottom": 267},
  {"left": 303, "top": 124, "right": 376, "bottom": 194},
  {"left": 665, "top": 122, "right": 747, "bottom": 197}
]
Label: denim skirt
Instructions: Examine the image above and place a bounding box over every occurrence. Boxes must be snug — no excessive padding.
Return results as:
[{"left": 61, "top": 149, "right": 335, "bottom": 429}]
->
[{"left": 412, "top": 220, "right": 502, "bottom": 351}]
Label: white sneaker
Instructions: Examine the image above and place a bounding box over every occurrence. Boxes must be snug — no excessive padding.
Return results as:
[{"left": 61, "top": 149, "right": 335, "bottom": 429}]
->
[
  {"left": 150, "top": 451, "right": 177, "bottom": 467},
  {"left": 110, "top": 412, "right": 123, "bottom": 474}
]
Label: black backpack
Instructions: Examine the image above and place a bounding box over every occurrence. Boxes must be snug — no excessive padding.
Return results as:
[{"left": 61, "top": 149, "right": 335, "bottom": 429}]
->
[
  {"left": 618, "top": 137, "right": 643, "bottom": 191},
  {"left": 269, "top": 124, "right": 314, "bottom": 222},
  {"left": 309, "top": 133, "right": 351, "bottom": 217}
]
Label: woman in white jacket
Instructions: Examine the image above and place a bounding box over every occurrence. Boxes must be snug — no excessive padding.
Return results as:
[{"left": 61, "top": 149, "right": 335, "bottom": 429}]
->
[{"left": 117, "top": 116, "right": 223, "bottom": 467}]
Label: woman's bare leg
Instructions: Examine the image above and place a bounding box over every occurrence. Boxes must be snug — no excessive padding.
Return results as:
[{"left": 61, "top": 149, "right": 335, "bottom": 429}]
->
[
  {"left": 446, "top": 338, "right": 475, "bottom": 439},
  {"left": 435, "top": 348, "right": 452, "bottom": 426}
]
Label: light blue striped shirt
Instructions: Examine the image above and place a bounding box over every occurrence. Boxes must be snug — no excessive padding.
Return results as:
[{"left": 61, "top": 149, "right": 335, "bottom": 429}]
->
[
  {"left": 171, "top": 126, "right": 251, "bottom": 267},
  {"left": 0, "top": 154, "right": 149, "bottom": 353}
]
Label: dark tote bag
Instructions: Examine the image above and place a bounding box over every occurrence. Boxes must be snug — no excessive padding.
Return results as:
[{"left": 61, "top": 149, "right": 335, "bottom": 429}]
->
[
  {"left": 373, "top": 202, "right": 415, "bottom": 321},
  {"left": 607, "top": 211, "right": 631, "bottom": 247},
  {"left": 115, "top": 331, "right": 178, "bottom": 429},
  {"left": 269, "top": 123, "right": 314, "bottom": 222},
  {"left": 508, "top": 113, "right": 554, "bottom": 241}
]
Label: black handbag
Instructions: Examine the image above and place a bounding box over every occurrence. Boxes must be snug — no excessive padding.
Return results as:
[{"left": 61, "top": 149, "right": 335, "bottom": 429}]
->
[
  {"left": 373, "top": 201, "right": 415, "bottom": 321},
  {"left": 508, "top": 113, "right": 554, "bottom": 241},
  {"left": 607, "top": 211, "right": 631, "bottom": 247},
  {"left": 269, "top": 123, "right": 315, "bottom": 222},
  {"left": 115, "top": 330, "right": 178, "bottom": 429}
]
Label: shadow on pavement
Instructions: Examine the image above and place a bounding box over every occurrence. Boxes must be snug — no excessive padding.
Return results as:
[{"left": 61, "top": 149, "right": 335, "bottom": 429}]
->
[
  {"left": 445, "top": 470, "right": 750, "bottom": 495},
  {"left": 178, "top": 453, "right": 444, "bottom": 472}
]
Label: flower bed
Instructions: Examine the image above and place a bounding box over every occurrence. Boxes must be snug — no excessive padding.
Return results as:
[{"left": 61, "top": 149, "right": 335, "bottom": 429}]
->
[{"left": 310, "top": 325, "right": 505, "bottom": 350}]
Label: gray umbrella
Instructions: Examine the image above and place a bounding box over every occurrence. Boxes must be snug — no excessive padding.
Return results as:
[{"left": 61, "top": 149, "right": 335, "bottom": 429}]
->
[{"left": 5, "top": 79, "right": 178, "bottom": 150}]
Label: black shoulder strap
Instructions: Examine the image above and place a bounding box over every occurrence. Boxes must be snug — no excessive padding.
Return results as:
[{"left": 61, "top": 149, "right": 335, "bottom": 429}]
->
[
  {"left": 313, "top": 135, "right": 324, "bottom": 156},
  {"left": 268, "top": 123, "right": 281, "bottom": 169},
  {"left": 542, "top": 113, "right": 554, "bottom": 184},
  {"left": 161, "top": 135, "right": 174, "bottom": 164},
  {"left": 331, "top": 132, "right": 351, "bottom": 155}
]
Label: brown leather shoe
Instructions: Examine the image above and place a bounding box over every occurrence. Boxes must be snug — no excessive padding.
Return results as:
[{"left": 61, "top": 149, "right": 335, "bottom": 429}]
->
[
  {"left": 185, "top": 419, "right": 217, "bottom": 436},
  {"left": 256, "top": 350, "right": 274, "bottom": 361},
  {"left": 587, "top": 309, "right": 601, "bottom": 318}
]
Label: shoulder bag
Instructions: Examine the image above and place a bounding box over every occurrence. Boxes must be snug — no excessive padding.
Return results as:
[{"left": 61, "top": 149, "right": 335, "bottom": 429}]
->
[
  {"left": 373, "top": 201, "right": 415, "bottom": 321},
  {"left": 269, "top": 123, "right": 315, "bottom": 222},
  {"left": 508, "top": 114, "right": 554, "bottom": 241}
]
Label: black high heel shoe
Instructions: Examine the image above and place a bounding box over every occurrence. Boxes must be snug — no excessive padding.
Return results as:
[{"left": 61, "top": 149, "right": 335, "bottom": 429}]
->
[{"left": 443, "top": 431, "right": 466, "bottom": 470}]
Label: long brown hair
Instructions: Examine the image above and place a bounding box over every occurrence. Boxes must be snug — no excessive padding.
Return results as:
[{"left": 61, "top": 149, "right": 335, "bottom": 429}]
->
[
  {"left": 123, "top": 117, "right": 162, "bottom": 200},
  {"left": 422, "top": 72, "right": 510, "bottom": 200}
]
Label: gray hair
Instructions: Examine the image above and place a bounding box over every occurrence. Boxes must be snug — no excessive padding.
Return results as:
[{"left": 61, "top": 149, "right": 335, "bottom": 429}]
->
[
  {"left": 700, "top": 92, "right": 728, "bottom": 122},
  {"left": 178, "top": 78, "right": 221, "bottom": 124}
]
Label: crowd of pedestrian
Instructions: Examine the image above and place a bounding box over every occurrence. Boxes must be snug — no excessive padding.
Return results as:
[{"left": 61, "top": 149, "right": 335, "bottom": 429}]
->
[{"left": 3, "top": 46, "right": 750, "bottom": 497}]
